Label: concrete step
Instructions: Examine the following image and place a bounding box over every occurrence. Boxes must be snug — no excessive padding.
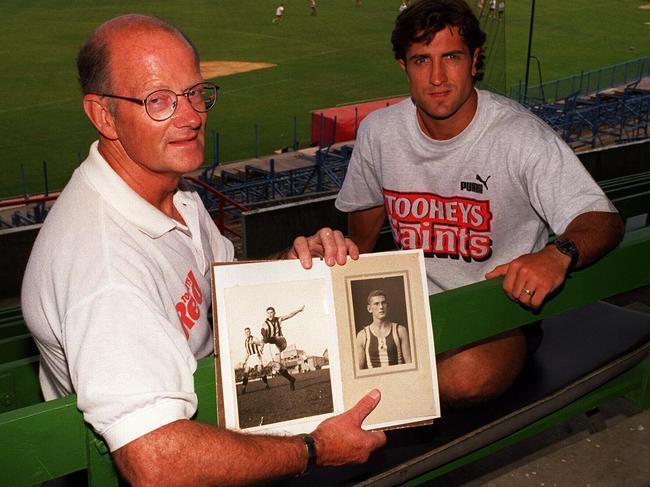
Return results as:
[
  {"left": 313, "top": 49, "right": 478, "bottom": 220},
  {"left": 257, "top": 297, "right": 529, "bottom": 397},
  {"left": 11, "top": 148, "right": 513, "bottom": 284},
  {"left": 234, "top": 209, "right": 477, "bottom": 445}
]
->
[{"left": 425, "top": 399, "right": 649, "bottom": 486}]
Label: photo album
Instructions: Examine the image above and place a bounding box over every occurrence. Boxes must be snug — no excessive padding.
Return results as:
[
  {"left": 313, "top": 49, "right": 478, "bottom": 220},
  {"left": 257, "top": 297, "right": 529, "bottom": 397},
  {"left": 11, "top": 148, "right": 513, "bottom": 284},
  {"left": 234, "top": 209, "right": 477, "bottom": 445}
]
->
[{"left": 211, "top": 249, "right": 440, "bottom": 435}]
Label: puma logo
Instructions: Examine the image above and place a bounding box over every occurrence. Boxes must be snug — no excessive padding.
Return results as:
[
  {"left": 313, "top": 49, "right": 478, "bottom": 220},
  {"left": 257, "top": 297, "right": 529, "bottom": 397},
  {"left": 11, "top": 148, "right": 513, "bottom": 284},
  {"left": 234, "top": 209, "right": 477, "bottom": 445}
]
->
[{"left": 476, "top": 174, "right": 491, "bottom": 190}]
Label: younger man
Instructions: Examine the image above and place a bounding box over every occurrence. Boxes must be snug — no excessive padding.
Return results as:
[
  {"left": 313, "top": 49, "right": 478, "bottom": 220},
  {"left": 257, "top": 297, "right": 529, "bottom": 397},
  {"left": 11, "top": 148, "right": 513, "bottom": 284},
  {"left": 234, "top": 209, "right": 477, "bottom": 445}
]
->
[{"left": 335, "top": 0, "right": 623, "bottom": 407}]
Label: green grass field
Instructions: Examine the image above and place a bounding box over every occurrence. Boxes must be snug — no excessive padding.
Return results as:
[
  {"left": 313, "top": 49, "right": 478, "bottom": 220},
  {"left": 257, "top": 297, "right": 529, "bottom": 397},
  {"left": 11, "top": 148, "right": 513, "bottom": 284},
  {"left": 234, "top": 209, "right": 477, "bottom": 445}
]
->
[{"left": 0, "top": 0, "right": 648, "bottom": 198}]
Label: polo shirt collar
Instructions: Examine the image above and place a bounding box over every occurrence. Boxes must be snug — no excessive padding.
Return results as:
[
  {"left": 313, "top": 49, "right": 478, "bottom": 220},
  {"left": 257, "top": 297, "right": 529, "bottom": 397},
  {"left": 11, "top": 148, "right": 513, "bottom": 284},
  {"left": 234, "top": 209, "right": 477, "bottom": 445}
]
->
[{"left": 80, "top": 141, "right": 191, "bottom": 239}]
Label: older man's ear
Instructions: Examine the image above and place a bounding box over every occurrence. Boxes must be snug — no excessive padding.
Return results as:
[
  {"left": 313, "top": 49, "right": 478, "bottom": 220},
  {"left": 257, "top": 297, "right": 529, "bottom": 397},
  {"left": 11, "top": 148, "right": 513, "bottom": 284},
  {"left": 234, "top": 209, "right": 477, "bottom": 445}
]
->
[{"left": 83, "top": 95, "right": 119, "bottom": 140}]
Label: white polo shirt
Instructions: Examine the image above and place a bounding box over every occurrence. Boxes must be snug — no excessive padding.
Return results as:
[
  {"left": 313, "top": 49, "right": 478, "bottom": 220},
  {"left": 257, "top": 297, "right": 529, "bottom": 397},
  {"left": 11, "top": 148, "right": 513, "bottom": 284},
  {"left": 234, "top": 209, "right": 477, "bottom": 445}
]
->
[{"left": 22, "top": 141, "right": 235, "bottom": 451}]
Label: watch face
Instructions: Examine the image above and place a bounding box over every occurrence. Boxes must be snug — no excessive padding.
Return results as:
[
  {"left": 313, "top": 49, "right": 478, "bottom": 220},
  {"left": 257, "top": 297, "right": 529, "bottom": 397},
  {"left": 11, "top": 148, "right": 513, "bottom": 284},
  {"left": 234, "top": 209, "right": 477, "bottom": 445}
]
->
[
  {"left": 557, "top": 238, "right": 576, "bottom": 253},
  {"left": 555, "top": 237, "right": 579, "bottom": 267}
]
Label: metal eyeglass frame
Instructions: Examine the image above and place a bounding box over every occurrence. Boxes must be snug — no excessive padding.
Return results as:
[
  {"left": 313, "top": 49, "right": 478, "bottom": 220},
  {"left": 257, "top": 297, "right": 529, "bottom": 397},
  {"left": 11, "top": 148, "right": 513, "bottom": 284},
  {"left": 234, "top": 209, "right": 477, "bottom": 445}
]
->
[{"left": 97, "top": 81, "right": 219, "bottom": 121}]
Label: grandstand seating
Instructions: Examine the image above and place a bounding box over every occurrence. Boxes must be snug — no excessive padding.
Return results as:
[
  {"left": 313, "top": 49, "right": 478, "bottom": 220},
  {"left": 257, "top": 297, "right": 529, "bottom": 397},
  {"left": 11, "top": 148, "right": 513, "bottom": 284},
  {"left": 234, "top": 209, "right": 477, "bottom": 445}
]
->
[
  {"left": 529, "top": 83, "right": 650, "bottom": 151},
  {"left": 203, "top": 144, "right": 353, "bottom": 207}
]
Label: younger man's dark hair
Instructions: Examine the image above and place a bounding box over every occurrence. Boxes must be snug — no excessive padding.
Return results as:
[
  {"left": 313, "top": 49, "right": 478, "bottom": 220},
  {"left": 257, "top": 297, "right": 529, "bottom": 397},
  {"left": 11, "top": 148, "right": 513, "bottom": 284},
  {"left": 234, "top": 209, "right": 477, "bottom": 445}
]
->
[{"left": 391, "top": 0, "right": 486, "bottom": 81}]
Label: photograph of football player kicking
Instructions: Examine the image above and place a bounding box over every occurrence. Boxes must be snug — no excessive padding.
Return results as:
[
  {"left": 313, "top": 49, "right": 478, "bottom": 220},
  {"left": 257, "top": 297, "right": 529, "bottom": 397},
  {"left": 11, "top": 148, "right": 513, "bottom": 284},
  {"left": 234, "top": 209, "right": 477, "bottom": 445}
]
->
[{"left": 261, "top": 305, "right": 305, "bottom": 390}]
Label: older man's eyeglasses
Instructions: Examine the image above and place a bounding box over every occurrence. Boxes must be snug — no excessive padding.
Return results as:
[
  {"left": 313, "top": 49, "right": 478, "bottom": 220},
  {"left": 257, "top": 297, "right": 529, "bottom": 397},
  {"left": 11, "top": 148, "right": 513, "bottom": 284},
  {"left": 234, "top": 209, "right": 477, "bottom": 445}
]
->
[{"left": 98, "top": 82, "right": 218, "bottom": 121}]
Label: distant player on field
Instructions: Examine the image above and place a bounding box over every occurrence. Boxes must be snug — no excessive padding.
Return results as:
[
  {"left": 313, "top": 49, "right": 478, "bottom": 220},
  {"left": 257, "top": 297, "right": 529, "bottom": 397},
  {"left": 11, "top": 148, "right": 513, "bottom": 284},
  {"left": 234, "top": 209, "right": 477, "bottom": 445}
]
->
[
  {"left": 273, "top": 4, "right": 285, "bottom": 23},
  {"left": 240, "top": 327, "right": 269, "bottom": 395}
]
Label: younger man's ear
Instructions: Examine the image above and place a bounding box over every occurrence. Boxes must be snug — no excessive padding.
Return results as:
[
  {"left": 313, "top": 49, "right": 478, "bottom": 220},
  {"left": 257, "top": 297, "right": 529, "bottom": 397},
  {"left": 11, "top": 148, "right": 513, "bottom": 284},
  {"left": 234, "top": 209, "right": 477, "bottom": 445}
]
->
[
  {"left": 83, "top": 95, "right": 119, "bottom": 140},
  {"left": 398, "top": 59, "right": 407, "bottom": 72},
  {"left": 471, "top": 48, "right": 480, "bottom": 77}
]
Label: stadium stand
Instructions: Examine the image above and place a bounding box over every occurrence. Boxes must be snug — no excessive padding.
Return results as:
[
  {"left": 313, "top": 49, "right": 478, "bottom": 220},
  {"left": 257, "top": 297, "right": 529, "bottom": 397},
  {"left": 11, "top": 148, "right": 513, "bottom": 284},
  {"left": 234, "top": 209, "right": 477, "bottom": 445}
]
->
[
  {"left": 510, "top": 56, "right": 650, "bottom": 106},
  {"left": 2, "top": 62, "right": 649, "bottom": 233},
  {"left": 529, "top": 82, "right": 650, "bottom": 150}
]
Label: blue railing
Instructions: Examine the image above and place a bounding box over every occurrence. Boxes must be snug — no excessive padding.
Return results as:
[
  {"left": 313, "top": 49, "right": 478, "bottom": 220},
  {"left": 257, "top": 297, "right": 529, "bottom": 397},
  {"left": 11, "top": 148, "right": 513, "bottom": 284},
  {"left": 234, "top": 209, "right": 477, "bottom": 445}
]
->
[{"left": 511, "top": 56, "right": 650, "bottom": 105}]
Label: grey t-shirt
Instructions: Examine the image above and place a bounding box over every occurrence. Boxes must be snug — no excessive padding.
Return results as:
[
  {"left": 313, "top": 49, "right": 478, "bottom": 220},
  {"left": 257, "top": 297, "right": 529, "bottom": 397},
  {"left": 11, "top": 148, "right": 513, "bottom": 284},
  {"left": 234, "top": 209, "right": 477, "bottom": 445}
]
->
[{"left": 336, "top": 90, "right": 616, "bottom": 294}]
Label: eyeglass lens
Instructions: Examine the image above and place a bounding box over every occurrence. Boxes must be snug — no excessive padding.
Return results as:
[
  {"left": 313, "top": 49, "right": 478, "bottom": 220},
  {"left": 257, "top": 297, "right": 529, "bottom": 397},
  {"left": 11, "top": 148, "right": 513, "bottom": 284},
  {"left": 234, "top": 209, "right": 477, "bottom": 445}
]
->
[{"left": 144, "top": 83, "right": 217, "bottom": 121}]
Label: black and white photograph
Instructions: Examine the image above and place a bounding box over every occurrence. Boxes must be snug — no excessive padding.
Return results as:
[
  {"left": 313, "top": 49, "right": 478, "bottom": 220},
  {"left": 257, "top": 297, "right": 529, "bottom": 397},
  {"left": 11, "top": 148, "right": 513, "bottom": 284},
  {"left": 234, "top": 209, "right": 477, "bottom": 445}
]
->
[
  {"left": 348, "top": 275, "right": 415, "bottom": 375},
  {"left": 330, "top": 250, "right": 440, "bottom": 428},
  {"left": 213, "top": 250, "right": 440, "bottom": 435},
  {"left": 212, "top": 260, "right": 343, "bottom": 434}
]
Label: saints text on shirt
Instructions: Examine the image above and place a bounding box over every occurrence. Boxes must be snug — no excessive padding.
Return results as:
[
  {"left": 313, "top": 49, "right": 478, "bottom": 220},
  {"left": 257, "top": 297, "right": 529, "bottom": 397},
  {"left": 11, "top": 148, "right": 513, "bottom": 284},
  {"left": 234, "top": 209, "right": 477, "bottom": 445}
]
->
[{"left": 384, "top": 189, "right": 493, "bottom": 261}]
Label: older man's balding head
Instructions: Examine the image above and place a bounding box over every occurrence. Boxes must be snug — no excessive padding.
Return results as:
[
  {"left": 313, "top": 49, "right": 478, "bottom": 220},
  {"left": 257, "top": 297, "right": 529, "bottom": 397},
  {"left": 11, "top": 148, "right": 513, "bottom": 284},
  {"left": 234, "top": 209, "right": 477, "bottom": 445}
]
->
[{"left": 76, "top": 14, "right": 199, "bottom": 95}]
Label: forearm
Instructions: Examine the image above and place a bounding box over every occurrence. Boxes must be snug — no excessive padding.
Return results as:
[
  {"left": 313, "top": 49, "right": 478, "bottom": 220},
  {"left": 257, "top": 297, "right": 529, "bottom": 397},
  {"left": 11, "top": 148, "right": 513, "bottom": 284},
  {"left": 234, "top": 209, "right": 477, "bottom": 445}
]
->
[
  {"left": 115, "top": 391, "right": 387, "bottom": 486},
  {"left": 283, "top": 306, "right": 305, "bottom": 320},
  {"left": 355, "top": 342, "right": 365, "bottom": 369},
  {"left": 348, "top": 206, "right": 386, "bottom": 253},
  {"left": 559, "top": 211, "right": 624, "bottom": 269},
  {"left": 400, "top": 329, "right": 412, "bottom": 364},
  {"left": 485, "top": 211, "right": 624, "bottom": 308},
  {"left": 113, "top": 419, "right": 306, "bottom": 487}
]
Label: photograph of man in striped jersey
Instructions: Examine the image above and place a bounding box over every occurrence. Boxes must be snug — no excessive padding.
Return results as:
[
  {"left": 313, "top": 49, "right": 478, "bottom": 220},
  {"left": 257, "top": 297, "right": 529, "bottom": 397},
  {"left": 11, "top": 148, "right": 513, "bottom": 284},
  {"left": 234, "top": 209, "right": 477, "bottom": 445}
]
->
[
  {"left": 355, "top": 290, "right": 412, "bottom": 370},
  {"left": 260, "top": 305, "right": 305, "bottom": 390},
  {"left": 240, "top": 327, "right": 269, "bottom": 395}
]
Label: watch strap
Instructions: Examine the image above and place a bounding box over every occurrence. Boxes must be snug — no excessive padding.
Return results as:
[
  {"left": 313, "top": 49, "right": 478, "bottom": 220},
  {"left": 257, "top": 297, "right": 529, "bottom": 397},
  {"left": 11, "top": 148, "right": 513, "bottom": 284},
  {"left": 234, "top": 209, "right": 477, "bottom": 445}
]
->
[{"left": 301, "top": 434, "right": 317, "bottom": 474}]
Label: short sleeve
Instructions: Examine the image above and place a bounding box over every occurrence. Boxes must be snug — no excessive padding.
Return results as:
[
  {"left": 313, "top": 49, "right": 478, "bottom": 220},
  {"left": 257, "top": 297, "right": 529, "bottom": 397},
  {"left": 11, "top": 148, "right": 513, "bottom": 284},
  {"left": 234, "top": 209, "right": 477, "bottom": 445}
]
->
[
  {"left": 335, "top": 119, "right": 385, "bottom": 212},
  {"left": 64, "top": 287, "right": 199, "bottom": 451},
  {"left": 520, "top": 128, "right": 617, "bottom": 235}
]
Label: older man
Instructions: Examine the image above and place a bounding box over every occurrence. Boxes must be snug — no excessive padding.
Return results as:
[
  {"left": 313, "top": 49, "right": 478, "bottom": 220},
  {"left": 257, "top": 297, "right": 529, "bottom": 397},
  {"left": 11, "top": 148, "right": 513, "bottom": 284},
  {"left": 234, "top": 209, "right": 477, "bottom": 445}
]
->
[{"left": 22, "top": 14, "right": 385, "bottom": 485}]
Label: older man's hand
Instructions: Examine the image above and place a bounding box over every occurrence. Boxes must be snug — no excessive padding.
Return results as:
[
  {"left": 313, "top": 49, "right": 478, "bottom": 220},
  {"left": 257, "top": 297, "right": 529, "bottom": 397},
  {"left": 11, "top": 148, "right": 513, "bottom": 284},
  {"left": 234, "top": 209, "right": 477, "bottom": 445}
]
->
[
  {"left": 311, "top": 389, "right": 386, "bottom": 467},
  {"left": 286, "top": 227, "right": 359, "bottom": 269}
]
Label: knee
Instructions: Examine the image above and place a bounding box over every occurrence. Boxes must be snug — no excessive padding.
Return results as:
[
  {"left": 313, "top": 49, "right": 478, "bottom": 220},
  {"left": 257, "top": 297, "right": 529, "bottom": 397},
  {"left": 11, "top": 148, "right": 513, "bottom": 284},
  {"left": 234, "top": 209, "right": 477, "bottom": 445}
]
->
[
  {"left": 438, "top": 362, "right": 509, "bottom": 408},
  {"left": 437, "top": 332, "right": 527, "bottom": 408}
]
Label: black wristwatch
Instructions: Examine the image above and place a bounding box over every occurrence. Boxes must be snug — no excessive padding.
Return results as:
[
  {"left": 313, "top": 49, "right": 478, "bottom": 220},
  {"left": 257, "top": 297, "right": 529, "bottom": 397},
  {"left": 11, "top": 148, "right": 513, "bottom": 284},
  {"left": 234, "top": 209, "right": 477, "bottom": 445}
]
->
[
  {"left": 551, "top": 236, "right": 579, "bottom": 270},
  {"left": 301, "top": 434, "right": 317, "bottom": 474}
]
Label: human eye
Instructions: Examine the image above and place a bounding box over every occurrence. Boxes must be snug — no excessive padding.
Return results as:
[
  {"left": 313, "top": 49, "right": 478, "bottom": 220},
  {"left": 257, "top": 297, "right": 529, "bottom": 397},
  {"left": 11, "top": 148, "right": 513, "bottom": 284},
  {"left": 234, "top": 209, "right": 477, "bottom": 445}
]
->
[
  {"left": 444, "top": 52, "right": 463, "bottom": 61},
  {"left": 186, "top": 87, "right": 201, "bottom": 100},
  {"left": 411, "top": 55, "right": 429, "bottom": 66},
  {"left": 146, "top": 90, "right": 173, "bottom": 110}
]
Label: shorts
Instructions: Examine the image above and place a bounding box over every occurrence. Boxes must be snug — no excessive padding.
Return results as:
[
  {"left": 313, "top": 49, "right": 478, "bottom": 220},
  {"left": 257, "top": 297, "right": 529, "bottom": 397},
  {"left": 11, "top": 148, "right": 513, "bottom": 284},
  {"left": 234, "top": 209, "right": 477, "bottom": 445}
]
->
[
  {"left": 522, "top": 320, "right": 543, "bottom": 357},
  {"left": 243, "top": 354, "right": 263, "bottom": 370},
  {"left": 263, "top": 335, "right": 287, "bottom": 352}
]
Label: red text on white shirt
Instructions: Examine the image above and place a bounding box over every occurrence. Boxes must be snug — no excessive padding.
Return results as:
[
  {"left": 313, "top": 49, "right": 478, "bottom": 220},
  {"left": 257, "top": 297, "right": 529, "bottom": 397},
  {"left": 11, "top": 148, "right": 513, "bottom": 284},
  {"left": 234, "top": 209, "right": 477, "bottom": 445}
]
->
[
  {"left": 175, "top": 270, "right": 203, "bottom": 339},
  {"left": 384, "top": 189, "right": 493, "bottom": 261}
]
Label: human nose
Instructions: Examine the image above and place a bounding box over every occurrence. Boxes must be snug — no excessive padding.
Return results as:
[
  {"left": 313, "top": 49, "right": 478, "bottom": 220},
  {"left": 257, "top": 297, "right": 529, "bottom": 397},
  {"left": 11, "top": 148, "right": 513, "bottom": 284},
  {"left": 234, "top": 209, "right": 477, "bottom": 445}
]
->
[
  {"left": 429, "top": 58, "right": 447, "bottom": 86},
  {"left": 173, "top": 94, "right": 202, "bottom": 128}
]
